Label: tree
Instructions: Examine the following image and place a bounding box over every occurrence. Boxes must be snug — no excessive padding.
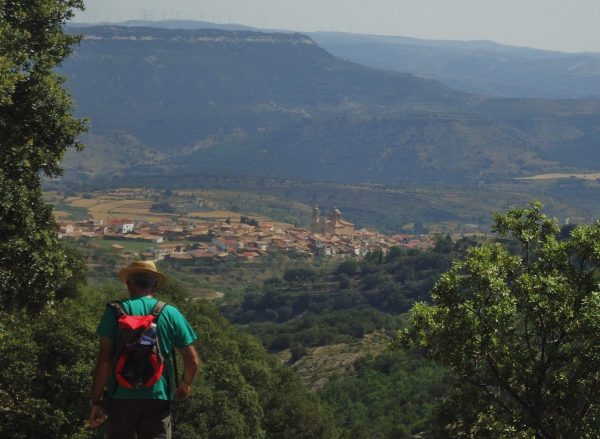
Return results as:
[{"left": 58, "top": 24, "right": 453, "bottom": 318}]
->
[
  {"left": 336, "top": 259, "right": 358, "bottom": 276},
  {"left": 0, "top": 0, "right": 87, "bottom": 312},
  {"left": 398, "top": 201, "right": 600, "bottom": 437},
  {"left": 150, "top": 202, "right": 176, "bottom": 213},
  {"left": 433, "top": 234, "right": 453, "bottom": 254}
]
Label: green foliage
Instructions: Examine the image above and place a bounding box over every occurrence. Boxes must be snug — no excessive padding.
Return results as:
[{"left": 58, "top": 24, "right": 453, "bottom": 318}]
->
[
  {"left": 283, "top": 267, "right": 317, "bottom": 283},
  {"left": 320, "top": 351, "right": 448, "bottom": 438},
  {"left": 399, "top": 201, "right": 600, "bottom": 437},
  {"left": 0, "top": 0, "right": 87, "bottom": 313},
  {"left": 222, "top": 241, "right": 476, "bottom": 354},
  {"left": 336, "top": 259, "right": 358, "bottom": 276},
  {"left": 240, "top": 215, "right": 259, "bottom": 226},
  {"left": 165, "top": 286, "right": 340, "bottom": 438},
  {"left": 433, "top": 234, "right": 453, "bottom": 254},
  {"left": 245, "top": 309, "right": 399, "bottom": 351},
  {"left": 150, "top": 202, "right": 176, "bottom": 213},
  {"left": 289, "top": 344, "right": 309, "bottom": 364},
  {"left": 261, "top": 367, "right": 338, "bottom": 439},
  {"left": 0, "top": 292, "right": 100, "bottom": 438},
  {"left": 0, "top": 277, "right": 338, "bottom": 438}
]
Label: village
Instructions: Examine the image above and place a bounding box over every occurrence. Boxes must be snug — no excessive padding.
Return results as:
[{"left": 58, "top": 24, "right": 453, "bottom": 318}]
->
[{"left": 55, "top": 190, "right": 435, "bottom": 265}]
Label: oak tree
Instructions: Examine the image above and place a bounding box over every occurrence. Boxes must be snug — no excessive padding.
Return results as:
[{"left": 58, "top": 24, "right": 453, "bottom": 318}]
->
[
  {"left": 400, "top": 202, "right": 600, "bottom": 437},
  {"left": 0, "top": 0, "right": 86, "bottom": 312}
]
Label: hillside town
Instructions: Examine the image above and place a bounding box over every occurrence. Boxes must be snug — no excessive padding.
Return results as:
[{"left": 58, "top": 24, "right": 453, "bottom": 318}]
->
[{"left": 57, "top": 205, "right": 435, "bottom": 264}]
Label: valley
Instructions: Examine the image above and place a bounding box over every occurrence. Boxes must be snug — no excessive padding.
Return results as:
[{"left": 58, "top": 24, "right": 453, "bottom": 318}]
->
[
  {"left": 6, "top": 4, "right": 600, "bottom": 436},
  {"left": 53, "top": 25, "right": 600, "bottom": 239}
]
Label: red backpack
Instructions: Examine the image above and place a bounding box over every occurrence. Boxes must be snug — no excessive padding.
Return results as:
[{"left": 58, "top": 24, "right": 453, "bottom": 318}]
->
[{"left": 109, "top": 300, "right": 175, "bottom": 391}]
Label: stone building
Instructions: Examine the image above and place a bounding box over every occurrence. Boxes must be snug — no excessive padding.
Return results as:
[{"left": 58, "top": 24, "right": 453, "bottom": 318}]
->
[{"left": 310, "top": 206, "right": 355, "bottom": 237}]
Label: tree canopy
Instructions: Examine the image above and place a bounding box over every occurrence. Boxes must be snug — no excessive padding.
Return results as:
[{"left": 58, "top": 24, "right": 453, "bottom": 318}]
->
[
  {"left": 0, "top": 279, "right": 339, "bottom": 438},
  {"left": 0, "top": 0, "right": 87, "bottom": 312},
  {"left": 399, "top": 201, "right": 600, "bottom": 437}
]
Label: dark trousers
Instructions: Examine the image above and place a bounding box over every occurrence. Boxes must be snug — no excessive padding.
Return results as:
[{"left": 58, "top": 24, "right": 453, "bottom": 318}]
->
[{"left": 105, "top": 399, "right": 171, "bottom": 439}]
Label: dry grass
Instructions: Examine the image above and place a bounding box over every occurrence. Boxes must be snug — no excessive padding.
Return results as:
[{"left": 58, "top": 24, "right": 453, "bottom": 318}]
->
[
  {"left": 518, "top": 173, "right": 600, "bottom": 181},
  {"left": 187, "top": 210, "right": 243, "bottom": 220},
  {"left": 62, "top": 194, "right": 285, "bottom": 225},
  {"left": 280, "top": 332, "right": 390, "bottom": 391},
  {"left": 68, "top": 198, "right": 102, "bottom": 208},
  {"left": 61, "top": 197, "right": 169, "bottom": 222},
  {"left": 53, "top": 210, "right": 72, "bottom": 219},
  {"left": 88, "top": 200, "right": 150, "bottom": 219},
  {"left": 186, "top": 210, "right": 291, "bottom": 228}
]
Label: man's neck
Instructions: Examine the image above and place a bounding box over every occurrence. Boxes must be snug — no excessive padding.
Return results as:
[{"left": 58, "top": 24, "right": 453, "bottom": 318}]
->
[{"left": 129, "top": 291, "right": 154, "bottom": 298}]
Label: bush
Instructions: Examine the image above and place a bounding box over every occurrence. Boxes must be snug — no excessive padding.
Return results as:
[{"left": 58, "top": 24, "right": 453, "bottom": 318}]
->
[{"left": 283, "top": 267, "right": 316, "bottom": 282}]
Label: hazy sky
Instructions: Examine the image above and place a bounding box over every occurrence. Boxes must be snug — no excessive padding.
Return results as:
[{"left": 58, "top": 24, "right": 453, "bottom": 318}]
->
[{"left": 74, "top": 0, "right": 600, "bottom": 53}]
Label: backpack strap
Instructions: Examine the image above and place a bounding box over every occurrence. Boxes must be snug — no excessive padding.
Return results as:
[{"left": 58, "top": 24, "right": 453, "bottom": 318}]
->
[
  {"left": 149, "top": 300, "right": 167, "bottom": 322},
  {"left": 107, "top": 301, "right": 127, "bottom": 396},
  {"left": 108, "top": 301, "right": 127, "bottom": 318},
  {"left": 149, "top": 300, "right": 180, "bottom": 394}
]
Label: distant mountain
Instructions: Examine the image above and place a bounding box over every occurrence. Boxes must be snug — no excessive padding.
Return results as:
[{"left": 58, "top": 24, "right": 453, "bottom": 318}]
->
[
  {"left": 311, "top": 32, "right": 600, "bottom": 99},
  {"left": 71, "top": 21, "right": 600, "bottom": 98},
  {"left": 70, "top": 20, "right": 258, "bottom": 32},
  {"left": 60, "top": 26, "right": 600, "bottom": 186}
]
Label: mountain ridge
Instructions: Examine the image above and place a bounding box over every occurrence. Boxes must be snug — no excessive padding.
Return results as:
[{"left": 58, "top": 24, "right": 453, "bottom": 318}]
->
[
  {"left": 70, "top": 20, "right": 600, "bottom": 98},
  {"left": 60, "top": 25, "right": 600, "bottom": 187}
]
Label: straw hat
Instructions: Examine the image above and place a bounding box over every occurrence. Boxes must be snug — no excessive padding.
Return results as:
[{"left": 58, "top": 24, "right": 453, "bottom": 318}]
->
[{"left": 118, "top": 261, "right": 166, "bottom": 289}]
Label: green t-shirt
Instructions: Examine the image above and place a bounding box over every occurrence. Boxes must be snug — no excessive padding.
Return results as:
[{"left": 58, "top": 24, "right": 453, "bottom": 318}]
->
[{"left": 97, "top": 295, "right": 198, "bottom": 400}]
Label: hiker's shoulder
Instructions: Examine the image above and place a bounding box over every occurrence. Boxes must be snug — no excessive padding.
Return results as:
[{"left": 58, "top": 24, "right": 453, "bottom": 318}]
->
[
  {"left": 161, "top": 302, "right": 184, "bottom": 317},
  {"left": 102, "top": 298, "right": 129, "bottom": 315},
  {"left": 106, "top": 297, "right": 129, "bottom": 306},
  {"left": 160, "top": 303, "right": 193, "bottom": 324}
]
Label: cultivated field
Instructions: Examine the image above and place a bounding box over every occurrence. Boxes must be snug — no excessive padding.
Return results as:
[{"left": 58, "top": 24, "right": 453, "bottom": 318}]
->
[
  {"left": 187, "top": 210, "right": 279, "bottom": 224},
  {"left": 53, "top": 210, "right": 72, "bottom": 219},
  {"left": 61, "top": 197, "right": 173, "bottom": 222},
  {"left": 518, "top": 173, "right": 600, "bottom": 181},
  {"left": 51, "top": 192, "right": 288, "bottom": 226}
]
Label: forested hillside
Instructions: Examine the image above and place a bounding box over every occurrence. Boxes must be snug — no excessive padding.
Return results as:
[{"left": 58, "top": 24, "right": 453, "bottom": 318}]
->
[
  {"left": 1, "top": 279, "right": 338, "bottom": 438},
  {"left": 74, "top": 20, "right": 600, "bottom": 99},
  {"left": 217, "top": 236, "right": 475, "bottom": 436},
  {"left": 222, "top": 236, "right": 470, "bottom": 351},
  {"left": 60, "top": 26, "right": 600, "bottom": 186}
]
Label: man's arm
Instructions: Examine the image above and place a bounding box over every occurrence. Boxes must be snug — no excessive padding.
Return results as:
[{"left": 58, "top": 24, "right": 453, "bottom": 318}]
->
[
  {"left": 88, "top": 337, "right": 114, "bottom": 428},
  {"left": 173, "top": 344, "right": 200, "bottom": 401}
]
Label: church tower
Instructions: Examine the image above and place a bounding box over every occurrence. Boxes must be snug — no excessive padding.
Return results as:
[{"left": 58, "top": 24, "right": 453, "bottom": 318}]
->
[{"left": 311, "top": 206, "right": 321, "bottom": 233}]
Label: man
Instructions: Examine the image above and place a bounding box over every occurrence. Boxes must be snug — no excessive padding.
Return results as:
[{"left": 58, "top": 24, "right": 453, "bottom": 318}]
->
[{"left": 88, "top": 261, "right": 200, "bottom": 438}]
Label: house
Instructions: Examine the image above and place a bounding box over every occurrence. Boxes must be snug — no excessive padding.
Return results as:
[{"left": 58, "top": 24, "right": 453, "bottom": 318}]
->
[
  {"left": 259, "top": 223, "right": 274, "bottom": 232},
  {"left": 110, "top": 218, "right": 135, "bottom": 234},
  {"left": 212, "top": 237, "right": 243, "bottom": 251},
  {"left": 252, "top": 241, "right": 268, "bottom": 251},
  {"left": 239, "top": 250, "right": 262, "bottom": 261},
  {"left": 215, "top": 252, "right": 237, "bottom": 262},
  {"left": 165, "top": 253, "right": 194, "bottom": 263},
  {"left": 59, "top": 223, "right": 75, "bottom": 234},
  {"left": 157, "top": 243, "right": 186, "bottom": 256}
]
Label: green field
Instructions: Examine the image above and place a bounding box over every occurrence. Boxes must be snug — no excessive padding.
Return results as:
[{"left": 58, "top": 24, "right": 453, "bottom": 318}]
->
[{"left": 96, "top": 238, "right": 157, "bottom": 253}]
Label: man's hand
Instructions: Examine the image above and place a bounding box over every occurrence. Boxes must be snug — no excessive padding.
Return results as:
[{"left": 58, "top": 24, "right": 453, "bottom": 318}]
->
[
  {"left": 174, "top": 383, "right": 191, "bottom": 401},
  {"left": 88, "top": 404, "right": 107, "bottom": 428},
  {"left": 174, "top": 345, "right": 199, "bottom": 401},
  {"left": 88, "top": 337, "right": 113, "bottom": 429}
]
